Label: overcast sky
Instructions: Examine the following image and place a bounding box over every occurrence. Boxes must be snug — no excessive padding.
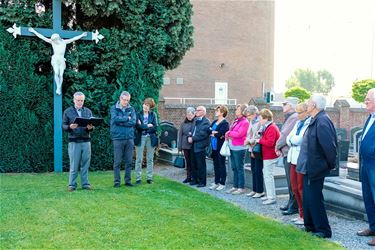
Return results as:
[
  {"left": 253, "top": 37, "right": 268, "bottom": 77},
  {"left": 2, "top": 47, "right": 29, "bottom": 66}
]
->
[{"left": 274, "top": 0, "right": 375, "bottom": 96}]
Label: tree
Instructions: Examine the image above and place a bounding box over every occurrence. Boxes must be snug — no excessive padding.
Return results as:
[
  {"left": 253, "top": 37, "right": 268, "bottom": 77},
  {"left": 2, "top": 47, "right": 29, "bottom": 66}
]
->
[
  {"left": 285, "top": 68, "right": 335, "bottom": 94},
  {"left": 0, "top": 0, "right": 194, "bottom": 172},
  {"left": 284, "top": 87, "right": 311, "bottom": 102},
  {"left": 352, "top": 79, "right": 375, "bottom": 103}
]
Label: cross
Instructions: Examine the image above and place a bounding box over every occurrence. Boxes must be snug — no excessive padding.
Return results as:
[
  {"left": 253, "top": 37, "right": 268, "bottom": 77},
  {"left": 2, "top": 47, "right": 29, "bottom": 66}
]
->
[{"left": 7, "top": 0, "right": 104, "bottom": 173}]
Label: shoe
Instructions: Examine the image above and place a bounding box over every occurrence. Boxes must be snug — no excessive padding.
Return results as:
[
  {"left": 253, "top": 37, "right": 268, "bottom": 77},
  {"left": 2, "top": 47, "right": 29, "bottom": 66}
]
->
[
  {"left": 368, "top": 237, "right": 375, "bottom": 246},
  {"left": 226, "top": 187, "right": 237, "bottom": 194},
  {"left": 280, "top": 205, "right": 288, "bottom": 211},
  {"left": 294, "top": 218, "right": 304, "bottom": 225},
  {"left": 197, "top": 183, "right": 206, "bottom": 187},
  {"left": 209, "top": 183, "right": 219, "bottom": 190},
  {"left": 232, "top": 188, "right": 245, "bottom": 195},
  {"left": 182, "top": 178, "right": 191, "bottom": 183},
  {"left": 357, "top": 228, "right": 375, "bottom": 237},
  {"left": 252, "top": 192, "right": 265, "bottom": 198},
  {"left": 125, "top": 183, "right": 134, "bottom": 187},
  {"left": 313, "top": 232, "right": 330, "bottom": 238},
  {"left": 262, "top": 199, "right": 276, "bottom": 205},
  {"left": 147, "top": 180, "right": 153, "bottom": 184},
  {"left": 67, "top": 187, "right": 76, "bottom": 192},
  {"left": 82, "top": 186, "right": 92, "bottom": 191},
  {"left": 260, "top": 196, "right": 269, "bottom": 201},
  {"left": 215, "top": 184, "right": 225, "bottom": 191},
  {"left": 246, "top": 191, "right": 256, "bottom": 197},
  {"left": 291, "top": 217, "right": 299, "bottom": 222},
  {"left": 282, "top": 209, "right": 298, "bottom": 216},
  {"left": 189, "top": 181, "right": 198, "bottom": 186},
  {"left": 113, "top": 183, "right": 120, "bottom": 188}
]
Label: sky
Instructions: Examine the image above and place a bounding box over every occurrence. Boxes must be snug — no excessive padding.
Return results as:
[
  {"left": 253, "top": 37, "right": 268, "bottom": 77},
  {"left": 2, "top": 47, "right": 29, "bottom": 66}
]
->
[{"left": 274, "top": 0, "right": 375, "bottom": 96}]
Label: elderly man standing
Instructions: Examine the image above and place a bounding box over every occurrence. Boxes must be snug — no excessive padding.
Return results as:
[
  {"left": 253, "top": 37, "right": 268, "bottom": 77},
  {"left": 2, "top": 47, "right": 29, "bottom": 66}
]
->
[
  {"left": 297, "top": 94, "right": 337, "bottom": 238},
  {"left": 357, "top": 88, "right": 375, "bottom": 246},
  {"left": 188, "top": 106, "right": 211, "bottom": 187},
  {"left": 276, "top": 97, "right": 299, "bottom": 215}
]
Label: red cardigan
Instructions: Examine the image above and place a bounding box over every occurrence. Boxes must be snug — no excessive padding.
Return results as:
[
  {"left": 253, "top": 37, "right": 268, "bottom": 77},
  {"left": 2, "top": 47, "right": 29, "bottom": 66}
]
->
[{"left": 259, "top": 123, "right": 280, "bottom": 160}]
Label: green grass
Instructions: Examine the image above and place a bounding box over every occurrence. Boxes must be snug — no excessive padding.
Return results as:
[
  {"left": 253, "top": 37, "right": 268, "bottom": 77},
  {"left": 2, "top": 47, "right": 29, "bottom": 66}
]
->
[{"left": 0, "top": 171, "right": 342, "bottom": 249}]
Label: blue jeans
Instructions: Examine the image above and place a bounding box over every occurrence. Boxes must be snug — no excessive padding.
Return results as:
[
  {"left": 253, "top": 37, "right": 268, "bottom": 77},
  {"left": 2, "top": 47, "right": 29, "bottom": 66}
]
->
[
  {"left": 135, "top": 136, "right": 155, "bottom": 181},
  {"left": 230, "top": 149, "right": 245, "bottom": 188}
]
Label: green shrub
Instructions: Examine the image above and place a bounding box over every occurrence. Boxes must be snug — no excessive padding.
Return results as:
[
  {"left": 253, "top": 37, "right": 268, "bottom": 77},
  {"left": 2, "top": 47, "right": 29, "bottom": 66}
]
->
[{"left": 351, "top": 79, "right": 375, "bottom": 103}]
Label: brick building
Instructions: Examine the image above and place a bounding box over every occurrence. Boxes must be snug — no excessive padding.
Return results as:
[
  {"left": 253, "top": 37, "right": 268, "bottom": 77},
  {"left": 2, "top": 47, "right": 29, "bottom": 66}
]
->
[{"left": 160, "top": 0, "right": 275, "bottom": 105}]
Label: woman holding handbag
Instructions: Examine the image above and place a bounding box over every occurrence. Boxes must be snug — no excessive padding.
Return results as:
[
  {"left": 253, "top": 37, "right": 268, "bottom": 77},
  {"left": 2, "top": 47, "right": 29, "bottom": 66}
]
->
[
  {"left": 225, "top": 104, "right": 250, "bottom": 195},
  {"left": 177, "top": 107, "right": 196, "bottom": 183},
  {"left": 209, "top": 105, "right": 230, "bottom": 191}
]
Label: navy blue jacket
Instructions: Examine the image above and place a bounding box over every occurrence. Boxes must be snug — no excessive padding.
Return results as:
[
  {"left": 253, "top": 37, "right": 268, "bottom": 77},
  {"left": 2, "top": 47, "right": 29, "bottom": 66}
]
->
[
  {"left": 359, "top": 115, "right": 375, "bottom": 181},
  {"left": 304, "top": 110, "right": 337, "bottom": 180},
  {"left": 62, "top": 106, "right": 93, "bottom": 142},
  {"left": 110, "top": 102, "right": 136, "bottom": 140},
  {"left": 210, "top": 119, "right": 230, "bottom": 151},
  {"left": 192, "top": 117, "right": 211, "bottom": 153},
  {"left": 134, "top": 111, "right": 158, "bottom": 147}
]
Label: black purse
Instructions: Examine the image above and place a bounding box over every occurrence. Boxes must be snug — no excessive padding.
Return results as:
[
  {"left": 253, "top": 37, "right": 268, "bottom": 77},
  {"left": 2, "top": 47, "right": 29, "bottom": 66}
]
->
[
  {"left": 252, "top": 143, "right": 262, "bottom": 159},
  {"left": 173, "top": 153, "right": 185, "bottom": 168}
]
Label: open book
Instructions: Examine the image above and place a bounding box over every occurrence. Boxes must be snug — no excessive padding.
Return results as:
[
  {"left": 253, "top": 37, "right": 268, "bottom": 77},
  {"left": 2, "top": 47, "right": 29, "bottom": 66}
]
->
[{"left": 73, "top": 117, "right": 103, "bottom": 127}]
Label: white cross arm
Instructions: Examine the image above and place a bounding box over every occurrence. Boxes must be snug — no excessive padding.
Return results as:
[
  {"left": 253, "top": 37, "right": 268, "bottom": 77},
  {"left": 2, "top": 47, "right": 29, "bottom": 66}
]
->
[
  {"left": 6, "top": 23, "right": 21, "bottom": 38},
  {"left": 92, "top": 30, "right": 104, "bottom": 44}
]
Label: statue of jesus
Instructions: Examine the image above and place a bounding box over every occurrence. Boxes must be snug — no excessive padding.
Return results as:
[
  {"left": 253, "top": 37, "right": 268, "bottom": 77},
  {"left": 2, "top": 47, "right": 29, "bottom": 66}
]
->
[{"left": 29, "top": 28, "right": 87, "bottom": 95}]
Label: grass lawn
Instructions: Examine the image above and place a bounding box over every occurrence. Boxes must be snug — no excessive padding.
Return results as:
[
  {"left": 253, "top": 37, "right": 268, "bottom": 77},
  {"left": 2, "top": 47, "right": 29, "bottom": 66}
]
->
[{"left": 0, "top": 171, "right": 342, "bottom": 249}]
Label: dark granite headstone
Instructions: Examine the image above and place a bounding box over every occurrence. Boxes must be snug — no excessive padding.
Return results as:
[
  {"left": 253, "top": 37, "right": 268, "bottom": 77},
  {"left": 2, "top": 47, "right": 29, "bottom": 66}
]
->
[{"left": 159, "top": 121, "right": 178, "bottom": 148}]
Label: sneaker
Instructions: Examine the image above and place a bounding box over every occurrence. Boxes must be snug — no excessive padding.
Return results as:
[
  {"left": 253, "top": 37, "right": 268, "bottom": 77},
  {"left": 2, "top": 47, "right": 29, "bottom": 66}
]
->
[
  {"left": 232, "top": 188, "right": 245, "bottom": 195},
  {"left": 252, "top": 192, "right": 265, "bottom": 198},
  {"left": 82, "top": 185, "right": 92, "bottom": 191},
  {"left": 262, "top": 199, "right": 276, "bottom": 205},
  {"left": 209, "top": 183, "right": 219, "bottom": 190},
  {"left": 215, "top": 184, "right": 226, "bottom": 191},
  {"left": 226, "top": 187, "right": 237, "bottom": 194},
  {"left": 294, "top": 218, "right": 304, "bottom": 225},
  {"left": 260, "top": 196, "right": 269, "bottom": 201},
  {"left": 291, "top": 217, "right": 299, "bottom": 222},
  {"left": 67, "top": 187, "right": 76, "bottom": 192},
  {"left": 246, "top": 191, "right": 256, "bottom": 197}
]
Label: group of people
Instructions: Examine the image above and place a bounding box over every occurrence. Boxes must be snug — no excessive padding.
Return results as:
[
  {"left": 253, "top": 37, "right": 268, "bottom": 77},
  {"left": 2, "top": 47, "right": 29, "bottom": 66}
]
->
[
  {"left": 63, "top": 91, "right": 159, "bottom": 191},
  {"left": 177, "top": 89, "right": 374, "bottom": 244}
]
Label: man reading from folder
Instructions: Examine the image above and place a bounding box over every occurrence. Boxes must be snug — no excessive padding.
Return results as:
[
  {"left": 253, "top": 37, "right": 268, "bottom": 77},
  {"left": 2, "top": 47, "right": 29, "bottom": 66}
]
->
[{"left": 62, "top": 92, "right": 94, "bottom": 192}]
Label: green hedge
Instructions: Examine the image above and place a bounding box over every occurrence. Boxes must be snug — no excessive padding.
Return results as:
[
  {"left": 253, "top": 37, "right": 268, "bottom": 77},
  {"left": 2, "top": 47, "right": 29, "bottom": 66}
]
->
[{"left": 0, "top": 0, "right": 193, "bottom": 172}]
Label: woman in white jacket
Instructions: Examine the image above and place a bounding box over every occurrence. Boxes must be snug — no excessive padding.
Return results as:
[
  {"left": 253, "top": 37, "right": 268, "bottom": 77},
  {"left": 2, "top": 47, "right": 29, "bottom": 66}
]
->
[{"left": 286, "top": 103, "right": 311, "bottom": 225}]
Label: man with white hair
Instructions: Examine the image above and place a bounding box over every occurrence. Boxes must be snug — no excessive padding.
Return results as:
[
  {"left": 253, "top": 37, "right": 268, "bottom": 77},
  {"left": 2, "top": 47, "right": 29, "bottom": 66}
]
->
[
  {"left": 297, "top": 94, "right": 337, "bottom": 238},
  {"left": 188, "top": 106, "right": 211, "bottom": 187},
  {"left": 357, "top": 88, "right": 375, "bottom": 246}
]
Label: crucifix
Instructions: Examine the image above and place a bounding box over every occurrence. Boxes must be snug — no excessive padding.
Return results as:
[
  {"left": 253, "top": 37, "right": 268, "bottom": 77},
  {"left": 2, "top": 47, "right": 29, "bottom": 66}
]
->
[{"left": 7, "top": 0, "right": 104, "bottom": 173}]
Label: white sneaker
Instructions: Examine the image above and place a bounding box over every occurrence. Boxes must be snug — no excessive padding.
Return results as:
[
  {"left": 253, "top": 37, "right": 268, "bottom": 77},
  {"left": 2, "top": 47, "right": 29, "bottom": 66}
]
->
[
  {"left": 290, "top": 217, "right": 299, "bottom": 222},
  {"left": 215, "top": 184, "right": 225, "bottom": 191},
  {"left": 246, "top": 191, "right": 256, "bottom": 197},
  {"left": 232, "top": 188, "right": 245, "bottom": 195},
  {"left": 260, "top": 196, "right": 269, "bottom": 201},
  {"left": 294, "top": 218, "right": 304, "bottom": 225},
  {"left": 226, "top": 187, "right": 237, "bottom": 194},
  {"left": 262, "top": 199, "right": 276, "bottom": 205},
  {"left": 252, "top": 192, "right": 265, "bottom": 198},
  {"left": 209, "top": 183, "right": 219, "bottom": 190}
]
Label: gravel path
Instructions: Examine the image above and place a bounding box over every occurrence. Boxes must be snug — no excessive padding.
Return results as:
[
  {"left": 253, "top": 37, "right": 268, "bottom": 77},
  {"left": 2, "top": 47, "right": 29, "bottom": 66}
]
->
[{"left": 154, "top": 163, "right": 371, "bottom": 250}]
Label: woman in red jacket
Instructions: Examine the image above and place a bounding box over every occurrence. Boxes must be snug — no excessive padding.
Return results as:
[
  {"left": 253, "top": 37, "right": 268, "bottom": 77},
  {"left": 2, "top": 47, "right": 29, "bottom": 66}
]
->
[{"left": 255, "top": 109, "right": 280, "bottom": 205}]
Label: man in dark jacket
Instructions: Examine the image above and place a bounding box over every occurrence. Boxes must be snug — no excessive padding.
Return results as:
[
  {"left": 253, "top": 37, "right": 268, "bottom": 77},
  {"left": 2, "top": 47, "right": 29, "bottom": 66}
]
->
[
  {"left": 110, "top": 91, "right": 137, "bottom": 187},
  {"left": 188, "top": 106, "right": 211, "bottom": 187},
  {"left": 297, "top": 94, "right": 337, "bottom": 238},
  {"left": 357, "top": 88, "right": 375, "bottom": 246},
  {"left": 62, "top": 92, "right": 94, "bottom": 192}
]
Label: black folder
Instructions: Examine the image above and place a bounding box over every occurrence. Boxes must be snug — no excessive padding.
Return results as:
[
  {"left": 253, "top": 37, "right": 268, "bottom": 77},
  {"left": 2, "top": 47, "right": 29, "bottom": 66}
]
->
[{"left": 73, "top": 117, "right": 103, "bottom": 127}]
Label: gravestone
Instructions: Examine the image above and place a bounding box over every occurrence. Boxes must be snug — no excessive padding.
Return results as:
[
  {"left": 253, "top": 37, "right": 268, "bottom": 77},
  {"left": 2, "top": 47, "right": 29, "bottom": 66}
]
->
[
  {"left": 159, "top": 121, "right": 178, "bottom": 148},
  {"left": 352, "top": 129, "right": 363, "bottom": 154}
]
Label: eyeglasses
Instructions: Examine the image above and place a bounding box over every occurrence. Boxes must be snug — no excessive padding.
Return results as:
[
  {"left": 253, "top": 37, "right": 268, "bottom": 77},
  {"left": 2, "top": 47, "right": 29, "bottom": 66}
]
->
[
  {"left": 196, "top": 109, "right": 203, "bottom": 112},
  {"left": 297, "top": 111, "right": 306, "bottom": 114}
]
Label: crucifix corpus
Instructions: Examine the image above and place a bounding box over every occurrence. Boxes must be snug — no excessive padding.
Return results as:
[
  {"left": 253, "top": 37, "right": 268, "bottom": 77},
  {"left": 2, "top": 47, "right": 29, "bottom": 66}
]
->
[{"left": 7, "top": 0, "right": 104, "bottom": 173}]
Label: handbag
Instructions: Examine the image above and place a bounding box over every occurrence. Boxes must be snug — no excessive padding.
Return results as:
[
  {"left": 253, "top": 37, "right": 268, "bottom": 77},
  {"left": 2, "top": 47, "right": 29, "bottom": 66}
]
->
[
  {"left": 220, "top": 140, "right": 231, "bottom": 157},
  {"left": 252, "top": 143, "right": 262, "bottom": 159},
  {"left": 173, "top": 153, "right": 185, "bottom": 168}
]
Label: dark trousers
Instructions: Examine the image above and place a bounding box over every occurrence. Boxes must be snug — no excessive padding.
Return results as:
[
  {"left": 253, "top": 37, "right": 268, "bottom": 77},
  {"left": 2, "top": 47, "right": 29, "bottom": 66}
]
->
[
  {"left": 113, "top": 139, "right": 134, "bottom": 185},
  {"left": 284, "top": 157, "right": 298, "bottom": 210},
  {"left": 212, "top": 149, "right": 226, "bottom": 185},
  {"left": 290, "top": 164, "right": 304, "bottom": 218},
  {"left": 192, "top": 151, "right": 207, "bottom": 185},
  {"left": 362, "top": 164, "right": 375, "bottom": 231},
  {"left": 303, "top": 175, "right": 331, "bottom": 237},
  {"left": 250, "top": 156, "right": 264, "bottom": 193},
  {"left": 183, "top": 149, "right": 193, "bottom": 179}
]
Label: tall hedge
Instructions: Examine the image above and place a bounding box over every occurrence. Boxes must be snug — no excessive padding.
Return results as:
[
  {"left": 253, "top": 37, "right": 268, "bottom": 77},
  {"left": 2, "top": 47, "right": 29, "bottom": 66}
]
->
[{"left": 0, "top": 0, "right": 194, "bottom": 172}]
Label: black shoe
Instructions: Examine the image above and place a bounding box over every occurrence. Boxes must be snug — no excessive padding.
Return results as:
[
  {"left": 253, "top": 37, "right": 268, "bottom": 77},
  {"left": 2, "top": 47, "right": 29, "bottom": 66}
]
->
[
  {"left": 282, "top": 209, "right": 298, "bottom": 216},
  {"left": 313, "top": 232, "right": 330, "bottom": 238},
  {"left": 136, "top": 180, "right": 142, "bottom": 184},
  {"left": 197, "top": 184, "right": 206, "bottom": 188},
  {"left": 189, "top": 181, "right": 198, "bottom": 186},
  {"left": 147, "top": 180, "right": 153, "bottom": 184},
  {"left": 125, "top": 183, "right": 134, "bottom": 187},
  {"left": 280, "top": 205, "right": 288, "bottom": 211},
  {"left": 182, "top": 178, "right": 191, "bottom": 183},
  {"left": 82, "top": 185, "right": 93, "bottom": 191},
  {"left": 114, "top": 184, "right": 120, "bottom": 188}
]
